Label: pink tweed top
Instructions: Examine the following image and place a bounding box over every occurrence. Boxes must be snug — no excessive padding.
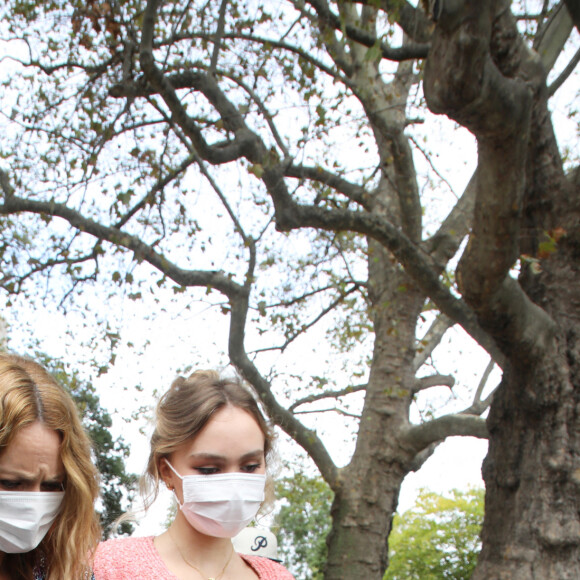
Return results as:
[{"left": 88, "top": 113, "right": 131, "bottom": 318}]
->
[{"left": 93, "top": 536, "right": 295, "bottom": 580}]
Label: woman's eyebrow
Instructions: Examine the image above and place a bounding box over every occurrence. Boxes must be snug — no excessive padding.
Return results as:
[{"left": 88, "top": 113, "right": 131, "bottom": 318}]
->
[
  {"left": 240, "top": 449, "right": 265, "bottom": 461},
  {"left": 189, "top": 452, "right": 226, "bottom": 461},
  {"left": 188, "top": 450, "right": 264, "bottom": 461}
]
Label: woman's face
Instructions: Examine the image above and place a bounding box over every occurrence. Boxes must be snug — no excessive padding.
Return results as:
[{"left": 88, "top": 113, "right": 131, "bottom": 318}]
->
[
  {"left": 161, "top": 405, "right": 266, "bottom": 498},
  {"left": 0, "top": 422, "right": 65, "bottom": 493}
]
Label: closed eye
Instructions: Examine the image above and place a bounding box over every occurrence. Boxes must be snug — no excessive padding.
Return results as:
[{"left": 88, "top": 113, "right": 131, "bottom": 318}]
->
[
  {"left": 0, "top": 480, "right": 21, "bottom": 490},
  {"left": 195, "top": 467, "right": 220, "bottom": 475},
  {"left": 241, "top": 463, "right": 262, "bottom": 473},
  {"left": 41, "top": 481, "right": 65, "bottom": 492}
]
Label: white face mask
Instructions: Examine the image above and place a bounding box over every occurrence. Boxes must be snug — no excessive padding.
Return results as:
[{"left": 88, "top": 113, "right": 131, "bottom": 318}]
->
[
  {"left": 166, "top": 460, "right": 266, "bottom": 538},
  {"left": 0, "top": 491, "right": 65, "bottom": 553}
]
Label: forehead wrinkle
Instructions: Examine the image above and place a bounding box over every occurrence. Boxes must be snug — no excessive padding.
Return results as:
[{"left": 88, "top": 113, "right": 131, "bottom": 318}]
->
[{"left": 0, "top": 466, "right": 65, "bottom": 480}]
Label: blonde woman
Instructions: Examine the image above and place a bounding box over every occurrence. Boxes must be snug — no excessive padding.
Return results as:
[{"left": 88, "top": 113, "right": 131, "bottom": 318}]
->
[
  {"left": 94, "top": 369, "right": 294, "bottom": 580},
  {"left": 0, "top": 353, "right": 101, "bottom": 579}
]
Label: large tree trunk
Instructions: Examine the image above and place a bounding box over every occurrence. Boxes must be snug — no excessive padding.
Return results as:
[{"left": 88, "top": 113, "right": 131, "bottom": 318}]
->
[
  {"left": 474, "top": 181, "right": 580, "bottom": 576},
  {"left": 476, "top": 351, "right": 580, "bottom": 579},
  {"left": 324, "top": 237, "right": 424, "bottom": 579},
  {"left": 473, "top": 77, "right": 580, "bottom": 580},
  {"left": 424, "top": 1, "right": 580, "bottom": 576}
]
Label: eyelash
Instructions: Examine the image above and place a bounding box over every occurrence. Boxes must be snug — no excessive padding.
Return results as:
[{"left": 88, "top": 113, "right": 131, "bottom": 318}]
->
[
  {"left": 42, "top": 482, "right": 65, "bottom": 492},
  {"left": 0, "top": 480, "right": 20, "bottom": 490},
  {"left": 194, "top": 463, "right": 262, "bottom": 476},
  {"left": 0, "top": 480, "right": 64, "bottom": 491},
  {"left": 242, "top": 463, "right": 261, "bottom": 473},
  {"left": 195, "top": 467, "right": 219, "bottom": 475}
]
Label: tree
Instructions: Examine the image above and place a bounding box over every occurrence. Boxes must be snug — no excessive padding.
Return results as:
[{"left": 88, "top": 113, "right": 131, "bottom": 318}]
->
[
  {"left": 37, "top": 355, "right": 137, "bottom": 538},
  {"left": 385, "top": 488, "right": 484, "bottom": 580},
  {"left": 274, "top": 472, "right": 334, "bottom": 580},
  {"left": 0, "top": 1, "right": 578, "bottom": 577},
  {"left": 422, "top": 4, "right": 580, "bottom": 578},
  {"left": 274, "top": 475, "right": 483, "bottom": 580}
]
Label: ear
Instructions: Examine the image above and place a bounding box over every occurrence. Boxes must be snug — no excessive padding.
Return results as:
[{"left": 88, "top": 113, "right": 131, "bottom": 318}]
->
[{"left": 158, "top": 456, "right": 174, "bottom": 490}]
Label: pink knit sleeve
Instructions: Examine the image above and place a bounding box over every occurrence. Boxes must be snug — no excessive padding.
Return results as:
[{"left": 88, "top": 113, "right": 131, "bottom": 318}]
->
[
  {"left": 94, "top": 539, "right": 294, "bottom": 579},
  {"left": 93, "top": 536, "right": 177, "bottom": 580},
  {"left": 93, "top": 537, "right": 128, "bottom": 580},
  {"left": 240, "top": 554, "right": 296, "bottom": 579}
]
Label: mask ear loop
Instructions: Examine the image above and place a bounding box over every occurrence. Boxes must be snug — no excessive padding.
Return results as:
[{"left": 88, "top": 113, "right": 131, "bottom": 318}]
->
[{"left": 164, "top": 459, "right": 184, "bottom": 480}]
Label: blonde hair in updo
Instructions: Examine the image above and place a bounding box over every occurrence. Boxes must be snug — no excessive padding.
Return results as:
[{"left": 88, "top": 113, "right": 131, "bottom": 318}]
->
[{"left": 142, "top": 369, "right": 276, "bottom": 511}]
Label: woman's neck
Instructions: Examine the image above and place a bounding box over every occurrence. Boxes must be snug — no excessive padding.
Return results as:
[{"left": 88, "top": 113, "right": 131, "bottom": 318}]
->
[{"left": 168, "top": 512, "right": 234, "bottom": 567}]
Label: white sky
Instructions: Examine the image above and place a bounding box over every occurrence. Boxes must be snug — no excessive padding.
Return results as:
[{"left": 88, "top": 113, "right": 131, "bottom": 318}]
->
[{"left": 2, "top": 293, "right": 490, "bottom": 535}]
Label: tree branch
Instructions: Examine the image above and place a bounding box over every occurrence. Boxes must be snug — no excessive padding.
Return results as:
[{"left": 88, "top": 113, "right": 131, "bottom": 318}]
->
[
  {"left": 548, "top": 46, "right": 580, "bottom": 96},
  {"left": 472, "top": 358, "right": 495, "bottom": 407},
  {"left": 270, "top": 190, "right": 502, "bottom": 361},
  {"left": 474, "top": 275, "right": 558, "bottom": 359},
  {"left": 111, "top": 32, "right": 351, "bottom": 97},
  {"left": 289, "top": 383, "right": 367, "bottom": 412},
  {"left": 424, "top": 2, "right": 556, "bottom": 360},
  {"left": 563, "top": 0, "right": 580, "bottom": 31},
  {"left": 285, "top": 163, "right": 370, "bottom": 208},
  {"left": 0, "top": 245, "right": 100, "bottom": 295},
  {"left": 404, "top": 414, "right": 489, "bottom": 453},
  {"left": 0, "top": 195, "right": 245, "bottom": 299},
  {"left": 210, "top": 0, "right": 229, "bottom": 73},
  {"left": 225, "top": 73, "right": 290, "bottom": 158},
  {"left": 140, "top": 0, "right": 255, "bottom": 165},
  {"left": 535, "top": 0, "right": 574, "bottom": 72},
  {"left": 228, "top": 292, "right": 340, "bottom": 488},
  {"left": 0, "top": 169, "right": 15, "bottom": 199},
  {"left": 424, "top": 171, "right": 477, "bottom": 267},
  {"left": 412, "top": 374, "right": 455, "bottom": 395},
  {"left": 114, "top": 155, "right": 195, "bottom": 229},
  {"left": 305, "top": 0, "right": 430, "bottom": 61},
  {"left": 408, "top": 443, "right": 438, "bottom": 473},
  {"left": 252, "top": 284, "right": 362, "bottom": 355},
  {"left": 413, "top": 313, "right": 454, "bottom": 371}
]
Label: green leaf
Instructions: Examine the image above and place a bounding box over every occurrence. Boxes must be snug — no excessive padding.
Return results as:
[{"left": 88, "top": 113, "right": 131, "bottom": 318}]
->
[{"left": 249, "top": 164, "right": 264, "bottom": 178}]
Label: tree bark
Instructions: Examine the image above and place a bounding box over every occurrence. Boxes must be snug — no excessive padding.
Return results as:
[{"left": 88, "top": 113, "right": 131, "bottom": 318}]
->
[
  {"left": 324, "top": 239, "right": 425, "bottom": 578},
  {"left": 424, "top": 1, "right": 580, "bottom": 576},
  {"left": 474, "top": 77, "right": 580, "bottom": 580}
]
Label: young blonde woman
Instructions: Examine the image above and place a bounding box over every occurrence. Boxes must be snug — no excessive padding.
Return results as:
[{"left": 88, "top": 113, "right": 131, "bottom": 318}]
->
[
  {"left": 0, "top": 353, "right": 101, "bottom": 580},
  {"left": 94, "top": 370, "right": 295, "bottom": 580}
]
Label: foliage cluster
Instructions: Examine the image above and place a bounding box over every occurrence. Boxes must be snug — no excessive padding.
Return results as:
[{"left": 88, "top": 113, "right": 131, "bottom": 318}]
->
[
  {"left": 275, "top": 472, "right": 484, "bottom": 580},
  {"left": 385, "top": 488, "right": 484, "bottom": 580},
  {"left": 275, "top": 472, "right": 334, "bottom": 580}
]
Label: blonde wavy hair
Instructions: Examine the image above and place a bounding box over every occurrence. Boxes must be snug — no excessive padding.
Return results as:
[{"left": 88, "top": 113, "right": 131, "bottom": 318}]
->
[
  {"left": 0, "top": 353, "right": 101, "bottom": 580},
  {"left": 142, "top": 369, "right": 276, "bottom": 513}
]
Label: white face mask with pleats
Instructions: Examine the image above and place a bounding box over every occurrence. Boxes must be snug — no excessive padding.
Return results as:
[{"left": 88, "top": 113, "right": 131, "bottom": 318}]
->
[
  {"left": 165, "top": 460, "right": 266, "bottom": 538},
  {"left": 0, "top": 491, "right": 64, "bottom": 553}
]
